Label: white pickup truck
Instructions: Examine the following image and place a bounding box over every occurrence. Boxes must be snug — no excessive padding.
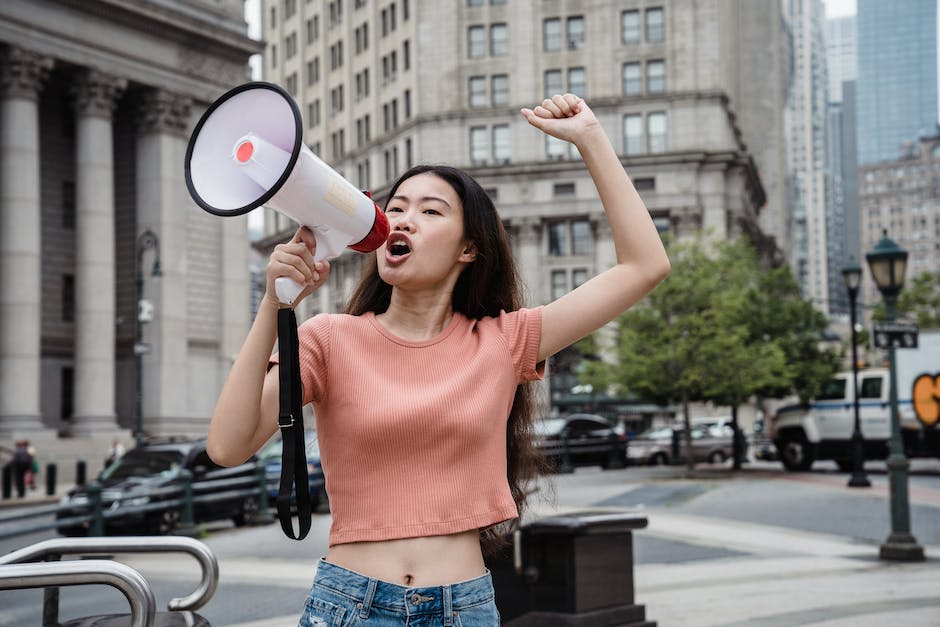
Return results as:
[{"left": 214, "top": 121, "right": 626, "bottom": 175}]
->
[{"left": 771, "top": 329, "right": 939, "bottom": 471}]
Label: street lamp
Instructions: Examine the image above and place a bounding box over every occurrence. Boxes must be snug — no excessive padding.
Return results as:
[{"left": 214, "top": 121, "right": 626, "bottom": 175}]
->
[
  {"left": 135, "top": 229, "right": 162, "bottom": 448},
  {"left": 841, "top": 263, "right": 870, "bottom": 488},
  {"left": 865, "top": 231, "right": 924, "bottom": 561}
]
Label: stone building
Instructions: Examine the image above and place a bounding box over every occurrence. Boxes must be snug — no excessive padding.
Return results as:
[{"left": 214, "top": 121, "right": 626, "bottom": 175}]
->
[
  {"left": 255, "top": 0, "right": 787, "bottom": 414},
  {"left": 0, "top": 0, "right": 261, "bottom": 441},
  {"left": 858, "top": 136, "right": 940, "bottom": 312}
]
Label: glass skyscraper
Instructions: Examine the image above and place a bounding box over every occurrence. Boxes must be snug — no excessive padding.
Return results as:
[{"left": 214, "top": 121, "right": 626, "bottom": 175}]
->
[{"left": 856, "top": 0, "right": 938, "bottom": 165}]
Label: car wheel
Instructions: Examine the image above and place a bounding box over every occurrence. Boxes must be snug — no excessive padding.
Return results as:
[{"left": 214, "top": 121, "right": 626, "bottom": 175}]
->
[
  {"left": 650, "top": 452, "right": 669, "bottom": 466},
  {"left": 780, "top": 438, "right": 814, "bottom": 472},
  {"left": 154, "top": 509, "right": 181, "bottom": 535},
  {"left": 708, "top": 451, "right": 726, "bottom": 464},
  {"left": 233, "top": 496, "right": 259, "bottom": 527}
]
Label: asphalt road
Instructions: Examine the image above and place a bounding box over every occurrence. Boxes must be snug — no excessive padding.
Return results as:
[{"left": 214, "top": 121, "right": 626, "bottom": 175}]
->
[{"left": 1, "top": 459, "right": 938, "bottom": 626}]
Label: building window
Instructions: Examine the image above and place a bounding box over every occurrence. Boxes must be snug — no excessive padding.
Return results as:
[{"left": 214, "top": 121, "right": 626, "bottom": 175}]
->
[
  {"left": 404, "top": 89, "right": 411, "bottom": 118},
  {"left": 553, "top": 182, "right": 575, "bottom": 197},
  {"left": 622, "top": 62, "right": 641, "bottom": 96},
  {"left": 566, "top": 16, "right": 585, "bottom": 50},
  {"left": 568, "top": 67, "right": 586, "bottom": 96},
  {"left": 621, "top": 10, "right": 640, "bottom": 44},
  {"left": 402, "top": 0, "right": 409, "bottom": 20},
  {"left": 307, "top": 16, "right": 319, "bottom": 43},
  {"left": 544, "top": 69, "right": 562, "bottom": 98},
  {"left": 62, "top": 274, "right": 74, "bottom": 322},
  {"left": 470, "top": 126, "right": 488, "bottom": 164},
  {"left": 467, "top": 0, "right": 484, "bottom": 6},
  {"left": 646, "top": 7, "right": 664, "bottom": 43},
  {"left": 546, "top": 135, "right": 571, "bottom": 160},
  {"left": 623, "top": 113, "right": 643, "bottom": 155},
  {"left": 548, "top": 222, "right": 568, "bottom": 256},
  {"left": 286, "top": 32, "right": 298, "bottom": 59},
  {"left": 648, "top": 111, "right": 667, "bottom": 153},
  {"left": 543, "top": 18, "right": 561, "bottom": 52},
  {"left": 647, "top": 60, "right": 665, "bottom": 93},
  {"left": 285, "top": 0, "right": 297, "bottom": 18},
  {"left": 468, "top": 25, "right": 486, "bottom": 58},
  {"left": 491, "top": 74, "right": 509, "bottom": 106},
  {"left": 307, "top": 58, "right": 320, "bottom": 85},
  {"left": 357, "top": 159, "right": 370, "bottom": 189},
  {"left": 403, "top": 39, "right": 410, "bottom": 70},
  {"left": 492, "top": 124, "right": 510, "bottom": 163},
  {"left": 571, "top": 220, "right": 591, "bottom": 255},
  {"left": 270, "top": 44, "right": 277, "bottom": 68},
  {"left": 551, "top": 270, "right": 567, "bottom": 299},
  {"left": 469, "top": 76, "right": 487, "bottom": 107},
  {"left": 286, "top": 72, "right": 298, "bottom": 96},
  {"left": 490, "top": 23, "right": 508, "bottom": 56},
  {"left": 270, "top": 6, "right": 276, "bottom": 28},
  {"left": 572, "top": 268, "right": 589, "bottom": 288}
]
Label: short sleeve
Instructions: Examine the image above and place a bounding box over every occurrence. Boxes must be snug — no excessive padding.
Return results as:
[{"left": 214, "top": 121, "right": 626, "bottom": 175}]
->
[
  {"left": 496, "top": 307, "right": 545, "bottom": 383},
  {"left": 269, "top": 314, "right": 332, "bottom": 405}
]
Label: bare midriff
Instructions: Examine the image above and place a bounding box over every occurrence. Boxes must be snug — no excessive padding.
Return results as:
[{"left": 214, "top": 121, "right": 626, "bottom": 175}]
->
[{"left": 324, "top": 529, "right": 487, "bottom": 587}]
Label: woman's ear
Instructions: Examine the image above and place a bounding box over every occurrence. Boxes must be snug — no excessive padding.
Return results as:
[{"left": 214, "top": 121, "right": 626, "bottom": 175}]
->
[{"left": 460, "top": 241, "right": 478, "bottom": 263}]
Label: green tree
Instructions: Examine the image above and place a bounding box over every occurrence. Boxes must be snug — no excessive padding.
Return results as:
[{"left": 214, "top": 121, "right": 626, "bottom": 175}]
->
[
  {"left": 580, "top": 236, "right": 839, "bottom": 471},
  {"left": 872, "top": 271, "right": 940, "bottom": 328}
]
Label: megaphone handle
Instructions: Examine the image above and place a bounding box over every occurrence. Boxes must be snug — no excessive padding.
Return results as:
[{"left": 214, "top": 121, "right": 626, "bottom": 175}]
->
[{"left": 275, "top": 277, "right": 304, "bottom": 306}]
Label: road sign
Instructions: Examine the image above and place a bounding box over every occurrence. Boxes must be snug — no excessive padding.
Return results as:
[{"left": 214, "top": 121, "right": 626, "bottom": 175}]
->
[{"left": 872, "top": 322, "right": 919, "bottom": 349}]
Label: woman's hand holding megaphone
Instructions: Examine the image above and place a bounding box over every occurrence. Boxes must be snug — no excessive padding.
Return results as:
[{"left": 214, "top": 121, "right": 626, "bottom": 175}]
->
[{"left": 265, "top": 227, "right": 330, "bottom": 309}]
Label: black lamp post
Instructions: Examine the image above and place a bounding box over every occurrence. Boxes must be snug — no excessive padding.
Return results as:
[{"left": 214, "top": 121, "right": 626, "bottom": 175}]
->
[
  {"left": 865, "top": 231, "right": 924, "bottom": 561},
  {"left": 842, "top": 263, "right": 870, "bottom": 488},
  {"left": 135, "top": 229, "right": 162, "bottom": 448}
]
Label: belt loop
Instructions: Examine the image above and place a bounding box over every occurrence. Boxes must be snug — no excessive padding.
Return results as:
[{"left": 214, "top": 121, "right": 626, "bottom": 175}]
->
[
  {"left": 359, "top": 578, "right": 377, "bottom": 619},
  {"left": 442, "top": 584, "right": 454, "bottom": 626}
]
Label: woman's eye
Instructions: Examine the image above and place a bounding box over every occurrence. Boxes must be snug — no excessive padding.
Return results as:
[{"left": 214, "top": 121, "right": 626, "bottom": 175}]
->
[
  {"left": 385, "top": 206, "right": 403, "bottom": 213},
  {"left": 423, "top": 208, "right": 440, "bottom": 215}
]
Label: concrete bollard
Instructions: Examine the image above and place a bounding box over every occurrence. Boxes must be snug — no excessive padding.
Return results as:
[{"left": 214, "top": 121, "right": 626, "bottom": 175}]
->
[
  {"left": 75, "top": 460, "right": 87, "bottom": 487},
  {"left": 1, "top": 465, "right": 10, "bottom": 500}
]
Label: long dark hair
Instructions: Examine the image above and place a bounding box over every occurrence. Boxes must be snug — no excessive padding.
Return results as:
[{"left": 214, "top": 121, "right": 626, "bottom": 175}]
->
[{"left": 345, "top": 165, "right": 546, "bottom": 555}]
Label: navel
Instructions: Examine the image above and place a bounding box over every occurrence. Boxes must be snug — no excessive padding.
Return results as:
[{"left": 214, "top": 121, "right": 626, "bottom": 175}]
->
[{"left": 403, "top": 573, "right": 414, "bottom": 586}]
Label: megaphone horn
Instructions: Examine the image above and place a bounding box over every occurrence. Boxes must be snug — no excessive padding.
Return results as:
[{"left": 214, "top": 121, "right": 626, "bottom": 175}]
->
[{"left": 184, "top": 81, "right": 389, "bottom": 305}]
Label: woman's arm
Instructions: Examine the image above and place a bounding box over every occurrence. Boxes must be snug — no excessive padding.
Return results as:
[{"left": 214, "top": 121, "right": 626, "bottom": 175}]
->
[
  {"left": 206, "top": 227, "right": 329, "bottom": 467},
  {"left": 521, "top": 94, "right": 671, "bottom": 364}
]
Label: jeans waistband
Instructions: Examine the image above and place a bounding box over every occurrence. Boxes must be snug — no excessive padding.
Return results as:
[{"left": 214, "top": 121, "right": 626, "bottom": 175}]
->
[{"left": 313, "top": 558, "right": 495, "bottom": 616}]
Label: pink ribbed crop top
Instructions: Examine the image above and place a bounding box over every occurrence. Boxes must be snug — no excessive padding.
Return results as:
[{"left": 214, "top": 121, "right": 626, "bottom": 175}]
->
[{"left": 271, "top": 307, "right": 544, "bottom": 546}]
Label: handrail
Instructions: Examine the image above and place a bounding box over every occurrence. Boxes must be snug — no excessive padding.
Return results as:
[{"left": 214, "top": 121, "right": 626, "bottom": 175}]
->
[
  {"left": 0, "top": 536, "right": 218, "bottom": 611},
  {"left": 0, "top": 560, "right": 155, "bottom": 627}
]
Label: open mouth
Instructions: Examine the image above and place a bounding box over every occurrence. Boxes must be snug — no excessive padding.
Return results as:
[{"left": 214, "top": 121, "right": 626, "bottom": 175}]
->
[
  {"left": 389, "top": 242, "right": 411, "bottom": 257},
  {"left": 385, "top": 234, "right": 413, "bottom": 263}
]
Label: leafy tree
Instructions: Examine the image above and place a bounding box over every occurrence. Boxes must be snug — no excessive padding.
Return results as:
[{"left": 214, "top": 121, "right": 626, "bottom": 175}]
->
[
  {"left": 579, "top": 236, "right": 839, "bottom": 471},
  {"left": 872, "top": 271, "right": 940, "bottom": 328}
]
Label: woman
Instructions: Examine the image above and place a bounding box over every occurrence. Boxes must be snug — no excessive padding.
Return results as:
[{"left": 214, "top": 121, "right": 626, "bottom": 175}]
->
[{"left": 207, "top": 94, "right": 670, "bottom": 626}]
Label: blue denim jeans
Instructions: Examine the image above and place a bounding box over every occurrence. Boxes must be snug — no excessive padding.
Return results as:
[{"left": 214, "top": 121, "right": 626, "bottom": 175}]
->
[{"left": 299, "top": 559, "right": 500, "bottom": 626}]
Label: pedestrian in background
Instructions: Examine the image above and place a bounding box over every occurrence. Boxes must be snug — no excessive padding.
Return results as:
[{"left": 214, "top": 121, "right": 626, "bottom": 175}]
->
[
  {"left": 25, "top": 443, "right": 38, "bottom": 491},
  {"left": 207, "top": 94, "right": 670, "bottom": 626},
  {"left": 105, "top": 439, "right": 125, "bottom": 468},
  {"left": 10, "top": 440, "right": 31, "bottom": 498}
]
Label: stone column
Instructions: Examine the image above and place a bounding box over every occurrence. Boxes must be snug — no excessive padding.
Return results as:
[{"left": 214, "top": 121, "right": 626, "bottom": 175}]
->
[
  {"left": 0, "top": 48, "right": 53, "bottom": 437},
  {"left": 135, "top": 89, "right": 192, "bottom": 436},
  {"left": 69, "top": 70, "right": 127, "bottom": 436},
  {"left": 515, "top": 217, "right": 542, "bottom": 305}
]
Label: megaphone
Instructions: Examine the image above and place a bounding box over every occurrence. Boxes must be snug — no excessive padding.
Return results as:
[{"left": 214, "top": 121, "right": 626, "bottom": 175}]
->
[{"left": 184, "top": 82, "right": 389, "bottom": 305}]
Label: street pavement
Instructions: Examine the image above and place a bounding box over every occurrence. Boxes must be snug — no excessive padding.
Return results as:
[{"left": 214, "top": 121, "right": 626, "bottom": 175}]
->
[{"left": 1, "top": 459, "right": 939, "bottom": 626}]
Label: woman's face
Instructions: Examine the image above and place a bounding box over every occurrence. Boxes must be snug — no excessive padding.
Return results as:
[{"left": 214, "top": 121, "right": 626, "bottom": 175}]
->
[{"left": 377, "top": 172, "right": 476, "bottom": 291}]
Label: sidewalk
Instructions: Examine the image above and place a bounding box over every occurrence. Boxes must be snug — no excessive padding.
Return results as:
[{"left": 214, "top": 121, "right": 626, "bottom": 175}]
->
[{"left": 167, "top": 505, "right": 935, "bottom": 627}]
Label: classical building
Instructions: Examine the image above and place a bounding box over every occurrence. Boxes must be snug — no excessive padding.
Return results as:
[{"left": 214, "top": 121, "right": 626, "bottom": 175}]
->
[
  {"left": 253, "top": 0, "right": 786, "bottom": 416},
  {"left": 0, "top": 0, "right": 261, "bottom": 440},
  {"left": 858, "top": 136, "right": 940, "bottom": 312}
]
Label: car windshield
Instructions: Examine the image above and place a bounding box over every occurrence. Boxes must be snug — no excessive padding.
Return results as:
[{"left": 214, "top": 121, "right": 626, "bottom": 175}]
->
[
  {"left": 258, "top": 434, "right": 320, "bottom": 460},
  {"left": 533, "top": 418, "right": 567, "bottom": 436},
  {"left": 637, "top": 428, "right": 673, "bottom": 440},
  {"left": 100, "top": 449, "right": 184, "bottom": 481}
]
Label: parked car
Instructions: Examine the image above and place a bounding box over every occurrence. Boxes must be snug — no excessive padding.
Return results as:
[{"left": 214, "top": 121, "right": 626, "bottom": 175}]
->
[
  {"left": 627, "top": 424, "right": 735, "bottom": 466},
  {"left": 56, "top": 437, "right": 261, "bottom": 536},
  {"left": 257, "top": 430, "right": 326, "bottom": 511},
  {"left": 533, "top": 414, "right": 627, "bottom": 472}
]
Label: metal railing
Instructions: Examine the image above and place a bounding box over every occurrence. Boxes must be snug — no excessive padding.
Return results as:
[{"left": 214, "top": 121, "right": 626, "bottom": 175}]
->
[
  {"left": 0, "top": 536, "right": 220, "bottom": 626},
  {"left": 0, "top": 463, "right": 272, "bottom": 540}
]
